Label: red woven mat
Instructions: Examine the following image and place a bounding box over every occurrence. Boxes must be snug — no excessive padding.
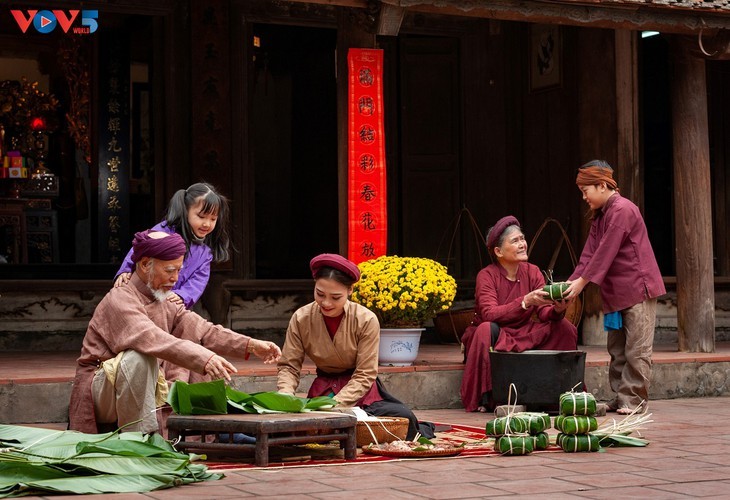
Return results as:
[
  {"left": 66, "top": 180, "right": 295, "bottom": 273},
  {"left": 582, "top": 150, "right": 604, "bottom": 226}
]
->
[{"left": 203, "top": 422, "right": 561, "bottom": 471}]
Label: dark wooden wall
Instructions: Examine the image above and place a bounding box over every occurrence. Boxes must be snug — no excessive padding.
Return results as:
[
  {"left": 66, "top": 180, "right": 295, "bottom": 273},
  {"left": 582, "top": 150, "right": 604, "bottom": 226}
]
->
[
  {"left": 386, "top": 19, "right": 591, "bottom": 281},
  {"left": 709, "top": 60, "right": 730, "bottom": 277}
]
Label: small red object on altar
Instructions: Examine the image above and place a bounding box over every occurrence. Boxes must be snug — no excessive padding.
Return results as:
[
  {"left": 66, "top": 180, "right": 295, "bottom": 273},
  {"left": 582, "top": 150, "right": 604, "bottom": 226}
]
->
[{"left": 30, "top": 116, "right": 47, "bottom": 131}]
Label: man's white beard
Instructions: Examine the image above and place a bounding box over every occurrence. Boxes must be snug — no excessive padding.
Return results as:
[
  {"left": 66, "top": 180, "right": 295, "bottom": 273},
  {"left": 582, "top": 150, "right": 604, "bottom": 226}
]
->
[{"left": 146, "top": 262, "right": 172, "bottom": 302}]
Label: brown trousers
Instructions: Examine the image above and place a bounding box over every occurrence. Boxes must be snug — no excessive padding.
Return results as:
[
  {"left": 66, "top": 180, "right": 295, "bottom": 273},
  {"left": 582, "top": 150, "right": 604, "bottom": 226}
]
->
[{"left": 607, "top": 298, "right": 657, "bottom": 409}]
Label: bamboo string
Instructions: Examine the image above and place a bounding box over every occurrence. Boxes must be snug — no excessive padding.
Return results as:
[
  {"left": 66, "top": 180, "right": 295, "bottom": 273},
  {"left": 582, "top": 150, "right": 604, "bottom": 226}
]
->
[{"left": 497, "top": 383, "right": 531, "bottom": 456}]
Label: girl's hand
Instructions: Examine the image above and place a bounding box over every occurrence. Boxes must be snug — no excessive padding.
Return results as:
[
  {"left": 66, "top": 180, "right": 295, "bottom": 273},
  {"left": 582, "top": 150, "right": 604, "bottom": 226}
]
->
[
  {"left": 563, "top": 277, "right": 588, "bottom": 299},
  {"left": 114, "top": 272, "right": 131, "bottom": 287},
  {"left": 249, "top": 339, "right": 282, "bottom": 364},
  {"left": 166, "top": 293, "right": 184, "bottom": 305}
]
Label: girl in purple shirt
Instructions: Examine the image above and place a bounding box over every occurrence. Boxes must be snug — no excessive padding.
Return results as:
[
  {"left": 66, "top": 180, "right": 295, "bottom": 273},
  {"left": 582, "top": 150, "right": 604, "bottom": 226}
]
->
[
  {"left": 564, "top": 160, "right": 665, "bottom": 415},
  {"left": 114, "top": 182, "right": 231, "bottom": 309}
]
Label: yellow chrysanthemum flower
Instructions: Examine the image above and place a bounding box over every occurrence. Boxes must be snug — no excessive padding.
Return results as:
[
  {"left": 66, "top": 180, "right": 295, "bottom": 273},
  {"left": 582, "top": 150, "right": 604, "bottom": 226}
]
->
[{"left": 352, "top": 255, "right": 457, "bottom": 328}]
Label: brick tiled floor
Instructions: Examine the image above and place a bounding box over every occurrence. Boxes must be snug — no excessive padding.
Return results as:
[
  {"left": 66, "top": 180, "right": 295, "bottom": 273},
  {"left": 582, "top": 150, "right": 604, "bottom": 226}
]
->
[{"left": 11, "top": 396, "right": 730, "bottom": 498}]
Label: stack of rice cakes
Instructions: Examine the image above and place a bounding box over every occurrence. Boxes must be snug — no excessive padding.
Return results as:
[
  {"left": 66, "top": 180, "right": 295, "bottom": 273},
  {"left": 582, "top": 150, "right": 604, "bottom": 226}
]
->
[
  {"left": 554, "top": 391, "right": 600, "bottom": 452},
  {"left": 485, "top": 412, "right": 551, "bottom": 455}
]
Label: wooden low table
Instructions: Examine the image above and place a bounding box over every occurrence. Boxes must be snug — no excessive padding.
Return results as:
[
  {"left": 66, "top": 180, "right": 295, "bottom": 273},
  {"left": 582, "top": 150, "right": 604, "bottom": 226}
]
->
[{"left": 167, "top": 412, "right": 358, "bottom": 466}]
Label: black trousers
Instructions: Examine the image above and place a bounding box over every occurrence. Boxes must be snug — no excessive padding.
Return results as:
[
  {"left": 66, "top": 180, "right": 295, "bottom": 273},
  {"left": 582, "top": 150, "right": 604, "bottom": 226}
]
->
[{"left": 362, "top": 378, "right": 434, "bottom": 440}]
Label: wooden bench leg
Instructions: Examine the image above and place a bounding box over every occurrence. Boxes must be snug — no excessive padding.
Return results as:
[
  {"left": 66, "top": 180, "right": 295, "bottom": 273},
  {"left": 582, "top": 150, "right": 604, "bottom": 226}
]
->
[
  {"left": 344, "top": 426, "right": 357, "bottom": 460},
  {"left": 255, "top": 432, "right": 269, "bottom": 467}
]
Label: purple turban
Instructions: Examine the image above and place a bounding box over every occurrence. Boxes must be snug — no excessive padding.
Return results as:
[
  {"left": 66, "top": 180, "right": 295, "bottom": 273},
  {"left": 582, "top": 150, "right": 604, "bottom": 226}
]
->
[
  {"left": 310, "top": 253, "right": 361, "bottom": 282},
  {"left": 130, "top": 229, "right": 187, "bottom": 263},
  {"left": 486, "top": 215, "right": 521, "bottom": 251}
]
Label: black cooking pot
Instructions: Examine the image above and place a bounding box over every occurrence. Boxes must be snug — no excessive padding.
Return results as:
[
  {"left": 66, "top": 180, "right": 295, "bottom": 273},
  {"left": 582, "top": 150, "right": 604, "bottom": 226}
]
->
[{"left": 490, "top": 350, "right": 587, "bottom": 412}]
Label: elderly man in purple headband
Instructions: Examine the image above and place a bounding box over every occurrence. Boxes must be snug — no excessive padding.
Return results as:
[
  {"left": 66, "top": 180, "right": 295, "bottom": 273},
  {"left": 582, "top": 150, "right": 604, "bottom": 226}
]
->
[{"left": 69, "top": 229, "right": 281, "bottom": 435}]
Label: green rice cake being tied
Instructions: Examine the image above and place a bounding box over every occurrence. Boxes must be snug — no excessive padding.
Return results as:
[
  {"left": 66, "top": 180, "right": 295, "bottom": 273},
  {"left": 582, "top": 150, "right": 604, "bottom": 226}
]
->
[
  {"left": 554, "top": 415, "right": 598, "bottom": 435},
  {"left": 531, "top": 432, "right": 550, "bottom": 450},
  {"left": 513, "top": 412, "right": 551, "bottom": 434},
  {"left": 559, "top": 391, "right": 597, "bottom": 416},
  {"left": 543, "top": 282, "right": 569, "bottom": 300},
  {"left": 485, "top": 415, "right": 529, "bottom": 437},
  {"left": 494, "top": 435, "right": 534, "bottom": 455},
  {"left": 557, "top": 433, "right": 600, "bottom": 452}
]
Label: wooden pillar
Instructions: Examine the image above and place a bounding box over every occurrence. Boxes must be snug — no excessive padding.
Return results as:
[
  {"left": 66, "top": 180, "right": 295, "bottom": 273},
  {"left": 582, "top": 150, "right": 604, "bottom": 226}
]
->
[
  {"left": 336, "top": 9, "right": 376, "bottom": 254},
  {"left": 614, "top": 30, "right": 641, "bottom": 209},
  {"left": 670, "top": 37, "right": 715, "bottom": 352}
]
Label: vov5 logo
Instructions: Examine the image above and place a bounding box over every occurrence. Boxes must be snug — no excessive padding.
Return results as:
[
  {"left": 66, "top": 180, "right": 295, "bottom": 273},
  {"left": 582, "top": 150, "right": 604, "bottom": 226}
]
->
[{"left": 10, "top": 10, "right": 99, "bottom": 34}]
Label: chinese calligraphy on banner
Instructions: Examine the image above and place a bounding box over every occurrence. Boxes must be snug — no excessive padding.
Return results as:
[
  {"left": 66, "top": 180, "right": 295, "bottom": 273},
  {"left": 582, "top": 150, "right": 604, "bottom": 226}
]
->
[
  {"left": 348, "top": 48, "right": 387, "bottom": 265},
  {"left": 97, "top": 32, "right": 130, "bottom": 263}
]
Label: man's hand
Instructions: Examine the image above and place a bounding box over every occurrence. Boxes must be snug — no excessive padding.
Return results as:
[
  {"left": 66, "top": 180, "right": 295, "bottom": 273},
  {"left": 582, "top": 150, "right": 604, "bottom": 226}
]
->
[
  {"left": 248, "top": 339, "right": 282, "bottom": 364},
  {"left": 166, "top": 292, "right": 184, "bottom": 306},
  {"left": 204, "top": 354, "right": 237, "bottom": 382},
  {"left": 524, "top": 288, "right": 553, "bottom": 308},
  {"left": 552, "top": 294, "right": 575, "bottom": 313},
  {"left": 113, "top": 272, "right": 131, "bottom": 287}
]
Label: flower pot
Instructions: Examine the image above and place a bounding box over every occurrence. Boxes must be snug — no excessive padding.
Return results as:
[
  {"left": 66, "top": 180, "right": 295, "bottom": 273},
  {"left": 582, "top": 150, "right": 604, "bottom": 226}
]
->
[{"left": 378, "top": 328, "right": 424, "bottom": 366}]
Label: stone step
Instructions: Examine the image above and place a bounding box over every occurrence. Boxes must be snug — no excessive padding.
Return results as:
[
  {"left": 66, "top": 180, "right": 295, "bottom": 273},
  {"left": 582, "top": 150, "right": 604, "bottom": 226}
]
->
[{"left": 2, "top": 343, "right": 730, "bottom": 425}]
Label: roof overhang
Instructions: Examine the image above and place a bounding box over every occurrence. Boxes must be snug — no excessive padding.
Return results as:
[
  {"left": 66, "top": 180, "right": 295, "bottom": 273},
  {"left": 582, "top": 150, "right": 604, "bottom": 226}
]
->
[{"left": 290, "top": 0, "right": 730, "bottom": 35}]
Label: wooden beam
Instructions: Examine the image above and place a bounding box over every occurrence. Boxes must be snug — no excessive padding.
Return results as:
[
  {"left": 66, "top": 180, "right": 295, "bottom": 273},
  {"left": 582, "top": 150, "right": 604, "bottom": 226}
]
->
[
  {"left": 670, "top": 35, "right": 715, "bottom": 353},
  {"left": 376, "top": 3, "right": 406, "bottom": 36},
  {"left": 287, "top": 0, "right": 730, "bottom": 35}
]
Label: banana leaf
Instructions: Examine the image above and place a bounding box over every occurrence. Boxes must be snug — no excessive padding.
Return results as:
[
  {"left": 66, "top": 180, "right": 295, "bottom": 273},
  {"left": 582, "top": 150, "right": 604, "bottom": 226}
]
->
[
  {"left": 513, "top": 412, "right": 551, "bottom": 434},
  {"left": 596, "top": 434, "right": 650, "bottom": 447},
  {"left": 494, "top": 435, "right": 533, "bottom": 455},
  {"left": 170, "top": 381, "right": 337, "bottom": 415},
  {"left": 75, "top": 439, "right": 183, "bottom": 459},
  {"left": 61, "top": 456, "right": 191, "bottom": 476},
  {"left": 531, "top": 432, "right": 550, "bottom": 450},
  {"left": 0, "top": 424, "right": 221, "bottom": 498},
  {"left": 227, "top": 399, "right": 258, "bottom": 414},
  {"left": 225, "top": 386, "right": 252, "bottom": 404},
  {"left": 249, "top": 392, "right": 306, "bottom": 413},
  {"left": 304, "top": 395, "right": 338, "bottom": 410},
  {"left": 559, "top": 391, "right": 596, "bottom": 416},
  {"left": 556, "top": 433, "right": 600, "bottom": 452},
  {"left": 554, "top": 415, "right": 598, "bottom": 435},
  {"left": 0, "top": 473, "right": 199, "bottom": 497},
  {"left": 543, "top": 282, "right": 569, "bottom": 300},
  {"left": 485, "top": 415, "right": 529, "bottom": 437},
  {"left": 167, "top": 379, "right": 228, "bottom": 415}
]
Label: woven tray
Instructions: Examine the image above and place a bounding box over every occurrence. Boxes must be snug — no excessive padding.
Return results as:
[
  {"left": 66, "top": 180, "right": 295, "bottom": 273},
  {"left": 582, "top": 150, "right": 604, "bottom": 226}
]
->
[
  {"left": 362, "top": 445, "right": 464, "bottom": 458},
  {"left": 356, "top": 417, "right": 409, "bottom": 447}
]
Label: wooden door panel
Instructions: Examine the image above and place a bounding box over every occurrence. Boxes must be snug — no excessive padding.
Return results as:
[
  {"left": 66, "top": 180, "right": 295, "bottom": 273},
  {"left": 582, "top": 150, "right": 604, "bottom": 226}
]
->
[
  {"left": 398, "top": 36, "right": 460, "bottom": 260},
  {"left": 401, "top": 171, "right": 459, "bottom": 258}
]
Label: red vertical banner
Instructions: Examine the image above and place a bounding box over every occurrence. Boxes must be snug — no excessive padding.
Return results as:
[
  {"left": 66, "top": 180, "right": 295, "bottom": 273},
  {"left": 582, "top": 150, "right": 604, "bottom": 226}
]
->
[{"left": 348, "top": 48, "right": 387, "bottom": 264}]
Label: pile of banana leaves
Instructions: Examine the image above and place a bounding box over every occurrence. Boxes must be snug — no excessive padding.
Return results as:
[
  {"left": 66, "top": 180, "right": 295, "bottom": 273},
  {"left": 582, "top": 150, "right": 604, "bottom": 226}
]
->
[
  {"left": 168, "top": 379, "right": 337, "bottom": 415},
  {"left": 0, "top": 424, "right": 221, "bottom": 498}
]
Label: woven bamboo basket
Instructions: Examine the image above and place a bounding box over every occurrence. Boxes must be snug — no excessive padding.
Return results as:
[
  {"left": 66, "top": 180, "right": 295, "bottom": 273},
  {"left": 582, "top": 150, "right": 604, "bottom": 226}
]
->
[
  {"left": 433, "top": 307, "right": 475, "bottom": 344},
  {"left": 356, "top": 417, "right": 409, "bottom": 447}
]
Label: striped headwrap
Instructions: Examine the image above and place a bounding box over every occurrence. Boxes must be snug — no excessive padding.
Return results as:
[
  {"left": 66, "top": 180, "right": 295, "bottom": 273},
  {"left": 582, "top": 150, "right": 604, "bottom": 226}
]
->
[{"left": 576, "top": 159, "right": 618, "bottom": 190}]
